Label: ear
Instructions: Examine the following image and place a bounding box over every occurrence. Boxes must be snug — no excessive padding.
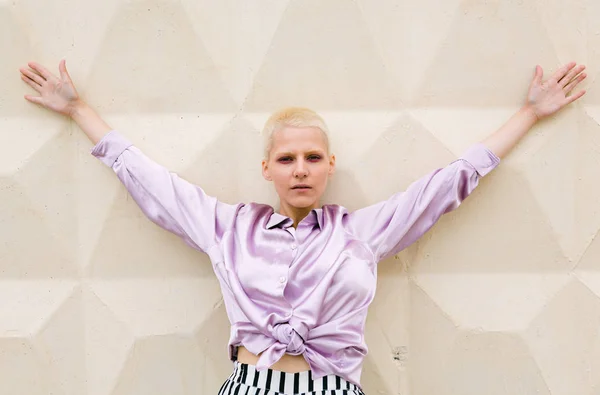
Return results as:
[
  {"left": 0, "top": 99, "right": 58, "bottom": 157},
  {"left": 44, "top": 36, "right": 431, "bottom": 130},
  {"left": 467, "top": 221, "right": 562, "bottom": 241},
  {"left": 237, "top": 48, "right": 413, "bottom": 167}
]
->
[
  {"left": 262, "top": 159, "right": 272, "bottom": 181},
  {"left": 328, "top": 154, "right": 336, "bottom": 176}
]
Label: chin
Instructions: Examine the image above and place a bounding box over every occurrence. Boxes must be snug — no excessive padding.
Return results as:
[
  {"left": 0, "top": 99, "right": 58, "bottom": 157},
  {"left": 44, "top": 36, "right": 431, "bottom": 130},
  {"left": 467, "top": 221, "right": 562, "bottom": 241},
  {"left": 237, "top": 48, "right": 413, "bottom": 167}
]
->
[{"left": 287, "top": 197, "right": 318, "bottom": 209}]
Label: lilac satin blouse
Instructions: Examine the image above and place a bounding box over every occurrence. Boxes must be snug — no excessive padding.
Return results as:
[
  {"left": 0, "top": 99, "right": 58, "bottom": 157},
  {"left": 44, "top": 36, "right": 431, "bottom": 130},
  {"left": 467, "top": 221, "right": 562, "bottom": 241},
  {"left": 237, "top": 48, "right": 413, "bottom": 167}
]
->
[{"left": 91, "top": 130, "right": 500, "bottom": 386}]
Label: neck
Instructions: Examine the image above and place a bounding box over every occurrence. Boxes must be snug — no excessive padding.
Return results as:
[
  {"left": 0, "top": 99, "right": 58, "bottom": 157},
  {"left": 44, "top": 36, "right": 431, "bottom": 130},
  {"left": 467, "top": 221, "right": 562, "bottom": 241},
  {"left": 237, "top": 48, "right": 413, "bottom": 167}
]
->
[{"left": 278, "top": 202, "right": 318, "bottom": 228}]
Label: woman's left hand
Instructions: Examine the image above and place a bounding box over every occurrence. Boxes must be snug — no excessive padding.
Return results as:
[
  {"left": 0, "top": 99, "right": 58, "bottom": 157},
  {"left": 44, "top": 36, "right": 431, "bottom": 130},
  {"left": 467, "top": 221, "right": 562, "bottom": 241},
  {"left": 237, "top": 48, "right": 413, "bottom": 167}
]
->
[{"left": 526, "top": 61, "right": 587, "bottom": 121}]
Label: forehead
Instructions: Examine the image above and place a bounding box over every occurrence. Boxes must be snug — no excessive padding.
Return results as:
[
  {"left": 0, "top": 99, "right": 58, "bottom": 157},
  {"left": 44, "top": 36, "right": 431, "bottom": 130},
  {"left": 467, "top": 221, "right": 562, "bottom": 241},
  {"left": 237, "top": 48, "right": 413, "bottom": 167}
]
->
[{"left": 271, "top": 126, "right": 327, "bottom": 153}]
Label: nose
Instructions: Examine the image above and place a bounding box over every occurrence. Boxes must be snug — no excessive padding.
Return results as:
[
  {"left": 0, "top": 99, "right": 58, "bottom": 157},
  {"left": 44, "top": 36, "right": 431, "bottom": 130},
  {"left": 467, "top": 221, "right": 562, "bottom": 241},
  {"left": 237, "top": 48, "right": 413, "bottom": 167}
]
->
[{"left": 293, "top": 159, "right": 308, "bottom": 178}]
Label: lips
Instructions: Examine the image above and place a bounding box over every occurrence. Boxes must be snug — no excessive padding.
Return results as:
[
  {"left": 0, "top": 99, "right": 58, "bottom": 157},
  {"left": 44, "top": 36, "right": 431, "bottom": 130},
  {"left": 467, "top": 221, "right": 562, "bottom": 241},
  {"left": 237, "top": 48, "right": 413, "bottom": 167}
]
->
[{"left": 292, "top": 184, "right": 311, "bottom": 189}]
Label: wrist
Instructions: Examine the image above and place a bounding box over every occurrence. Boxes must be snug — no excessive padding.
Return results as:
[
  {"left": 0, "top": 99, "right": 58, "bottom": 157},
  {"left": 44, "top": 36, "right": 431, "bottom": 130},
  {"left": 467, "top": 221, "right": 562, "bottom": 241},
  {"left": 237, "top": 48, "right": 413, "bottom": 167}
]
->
[
  {"left": 68, "top": 99, "right": 89, "bottom": 120},
  {"left": 521, "top": 104, "right": 540, "bottom": 124}
]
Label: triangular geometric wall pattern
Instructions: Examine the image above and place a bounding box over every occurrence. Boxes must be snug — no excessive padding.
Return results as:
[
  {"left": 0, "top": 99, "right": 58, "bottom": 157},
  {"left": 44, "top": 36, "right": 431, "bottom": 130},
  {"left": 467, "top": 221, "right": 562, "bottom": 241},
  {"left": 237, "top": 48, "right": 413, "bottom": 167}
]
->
[{"left": 2, "top": 0, "right": 600, "bottom": 394}]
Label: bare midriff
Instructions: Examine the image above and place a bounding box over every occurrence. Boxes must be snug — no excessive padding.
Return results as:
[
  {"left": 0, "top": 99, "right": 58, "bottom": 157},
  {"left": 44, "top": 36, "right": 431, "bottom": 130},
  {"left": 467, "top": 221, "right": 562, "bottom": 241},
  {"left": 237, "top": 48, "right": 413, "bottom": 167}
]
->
[{"left": 236, "top": 346, "right": 311, "bottom": 373}]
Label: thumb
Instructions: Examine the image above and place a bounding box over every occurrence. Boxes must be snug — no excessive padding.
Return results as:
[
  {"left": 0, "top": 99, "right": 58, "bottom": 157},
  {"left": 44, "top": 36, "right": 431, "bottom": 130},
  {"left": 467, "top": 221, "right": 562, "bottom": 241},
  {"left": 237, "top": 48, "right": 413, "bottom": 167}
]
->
[
  {"left": 532, "top": 65, "right": 543, "bottom": 85},
  {"left": 24, "top": 95, "right": 43, "bottom": 105},
  {"left": 59, "top": 59, "right": 72, "bottom": 81}
]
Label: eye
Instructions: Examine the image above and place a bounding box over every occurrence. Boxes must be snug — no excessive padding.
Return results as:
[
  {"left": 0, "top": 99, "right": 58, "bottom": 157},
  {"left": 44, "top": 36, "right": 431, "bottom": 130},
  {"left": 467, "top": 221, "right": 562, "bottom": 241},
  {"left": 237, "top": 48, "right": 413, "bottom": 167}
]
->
[
  {"left": 308, "top": 155, "right": 322, "bottom": 161},
  {"left": 277, "top": 156, "right": 293, "bottom": 163}
]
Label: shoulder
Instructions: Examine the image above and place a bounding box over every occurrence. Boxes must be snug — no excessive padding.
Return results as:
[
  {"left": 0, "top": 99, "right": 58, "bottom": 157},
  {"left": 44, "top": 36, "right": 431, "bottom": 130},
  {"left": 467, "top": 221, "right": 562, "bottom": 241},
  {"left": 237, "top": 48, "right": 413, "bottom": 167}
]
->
[
  {"left": 240, "top": 201, "right": 275, "bottom": 214},
  {"left": 322, "top": 203, "right": 348, "bottom": 215},
  {"left": 321, "top": 203, "right": 350, "bottom": 226},
  {"left": 234, "top": 201, "right": 276, "bottom": 225}
]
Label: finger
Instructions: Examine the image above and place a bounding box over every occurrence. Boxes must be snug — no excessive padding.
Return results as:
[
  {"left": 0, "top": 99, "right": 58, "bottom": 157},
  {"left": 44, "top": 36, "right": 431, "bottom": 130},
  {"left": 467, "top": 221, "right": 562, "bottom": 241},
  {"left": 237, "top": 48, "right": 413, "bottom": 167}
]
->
[
  {"left": 24, "top": 95, "right": 44, "bottom": 105},
  {"left": 565, "top": 89, "right": 586, "bottom": 105},
  {"left": 28, "top": 61, "right": 54, "bottom": 81},
  {"left": 559, "top": 64, "right": 586, "bottom": 87},
  {"left": 564, "top": 73, "right": 587, "bottom": 94},
  {"left": 20, "top": 67, "right": 45, "bottom": 86},
  {"left": 550, "top": 61, "right": 577, "bottom": 84},
  {"left": 21, "top": 74, "right": 42, "bottom": 92}
]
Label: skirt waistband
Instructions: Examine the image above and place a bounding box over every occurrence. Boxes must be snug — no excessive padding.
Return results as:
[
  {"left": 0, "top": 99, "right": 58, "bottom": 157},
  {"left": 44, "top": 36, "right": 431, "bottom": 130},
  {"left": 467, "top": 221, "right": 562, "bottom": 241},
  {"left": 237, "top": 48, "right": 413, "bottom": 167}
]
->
[{"left": 218, "top": 361, "right": 365, "bottom": 395}]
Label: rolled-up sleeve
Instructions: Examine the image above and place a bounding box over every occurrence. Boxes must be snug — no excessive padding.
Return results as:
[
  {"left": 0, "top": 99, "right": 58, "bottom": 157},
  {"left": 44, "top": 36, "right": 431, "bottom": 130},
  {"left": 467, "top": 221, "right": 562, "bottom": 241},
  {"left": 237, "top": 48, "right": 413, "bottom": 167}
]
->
[
  {"left": 91, "top": 130, "right": 241, "bottom": 252},
  {"left": 345, "top": 143, "right": 500, "bottom": 262}
]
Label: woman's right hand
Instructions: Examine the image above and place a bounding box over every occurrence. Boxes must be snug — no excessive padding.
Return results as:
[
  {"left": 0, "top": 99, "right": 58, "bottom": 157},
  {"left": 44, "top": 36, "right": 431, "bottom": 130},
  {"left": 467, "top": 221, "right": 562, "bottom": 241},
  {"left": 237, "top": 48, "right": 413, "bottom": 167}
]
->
[
  {"left": 21, "top": 59, "right": 112, "bottom": 144},
  {"left": 20, "top": 59, "right": 82, "bottom": 117}
]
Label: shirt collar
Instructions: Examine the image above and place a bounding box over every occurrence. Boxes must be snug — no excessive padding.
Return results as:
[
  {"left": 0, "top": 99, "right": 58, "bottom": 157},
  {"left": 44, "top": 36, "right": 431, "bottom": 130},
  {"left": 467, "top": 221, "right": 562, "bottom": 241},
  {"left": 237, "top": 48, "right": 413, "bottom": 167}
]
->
[{"left": 266, "top": 208, "right": 324, "bottom": 229}]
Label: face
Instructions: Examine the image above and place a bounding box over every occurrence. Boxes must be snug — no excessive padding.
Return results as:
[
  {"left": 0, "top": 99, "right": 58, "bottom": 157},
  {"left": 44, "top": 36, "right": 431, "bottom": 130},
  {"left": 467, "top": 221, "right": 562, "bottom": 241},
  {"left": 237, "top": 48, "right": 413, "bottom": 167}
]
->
[{"left": 262, "top": 126, "right": 336, "bottom": 213}]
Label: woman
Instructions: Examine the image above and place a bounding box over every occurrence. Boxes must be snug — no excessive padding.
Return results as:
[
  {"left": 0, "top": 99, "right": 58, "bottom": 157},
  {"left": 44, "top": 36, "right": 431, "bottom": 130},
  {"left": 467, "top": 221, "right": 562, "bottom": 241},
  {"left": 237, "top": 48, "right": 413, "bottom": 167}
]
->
[{"left": 19, "top": 59, "right": 587, "bottom": 395}]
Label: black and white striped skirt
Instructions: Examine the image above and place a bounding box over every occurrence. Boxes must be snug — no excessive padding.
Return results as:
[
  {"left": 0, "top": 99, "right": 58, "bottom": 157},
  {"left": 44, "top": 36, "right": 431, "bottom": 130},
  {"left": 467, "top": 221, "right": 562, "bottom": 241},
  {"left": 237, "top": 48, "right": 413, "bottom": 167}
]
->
[{"left": 218, "top": 361, "right": 366, "bottom": 395}]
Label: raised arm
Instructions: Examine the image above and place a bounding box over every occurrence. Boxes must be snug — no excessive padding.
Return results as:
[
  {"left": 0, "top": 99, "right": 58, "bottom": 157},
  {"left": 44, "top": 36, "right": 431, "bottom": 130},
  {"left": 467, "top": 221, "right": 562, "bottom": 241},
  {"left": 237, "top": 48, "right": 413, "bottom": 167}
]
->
[
  {"left": 345, "top": 144, "right": 500, "bottom": 262},
  {"left": 346, "top": 62, "right": 587, "bottom": 262},
  {"left": 20, "top": 60, "right": 240, "bottom": 252}
]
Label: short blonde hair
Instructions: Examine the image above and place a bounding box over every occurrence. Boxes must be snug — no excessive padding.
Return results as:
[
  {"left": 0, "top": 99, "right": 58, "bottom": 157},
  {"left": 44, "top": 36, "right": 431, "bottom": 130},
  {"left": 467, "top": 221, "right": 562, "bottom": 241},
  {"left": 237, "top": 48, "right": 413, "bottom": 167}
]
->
[{"left": 261, "top": 107, "right": 330, "bottom": 159}]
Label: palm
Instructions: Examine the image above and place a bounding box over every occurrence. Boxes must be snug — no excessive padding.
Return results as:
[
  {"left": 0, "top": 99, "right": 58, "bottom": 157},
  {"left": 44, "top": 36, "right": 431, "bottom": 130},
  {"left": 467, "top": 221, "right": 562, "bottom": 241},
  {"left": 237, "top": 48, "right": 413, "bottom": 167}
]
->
[
  {"left": 44, "top": 79, "right": 78, "bottom": 113},
  {"left": 20, "top": 60, "right": 81, "bottom": 116},
  {"left": 526, "top": 62, "right": 587, "bottom": 120}
]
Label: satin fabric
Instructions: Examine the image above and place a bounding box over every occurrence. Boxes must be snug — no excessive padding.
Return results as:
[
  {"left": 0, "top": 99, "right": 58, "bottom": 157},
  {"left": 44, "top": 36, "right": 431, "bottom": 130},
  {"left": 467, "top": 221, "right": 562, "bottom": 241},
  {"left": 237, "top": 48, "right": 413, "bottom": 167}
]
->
[{"left": 91, "top": 130, "right": 500, "bottom": 386}]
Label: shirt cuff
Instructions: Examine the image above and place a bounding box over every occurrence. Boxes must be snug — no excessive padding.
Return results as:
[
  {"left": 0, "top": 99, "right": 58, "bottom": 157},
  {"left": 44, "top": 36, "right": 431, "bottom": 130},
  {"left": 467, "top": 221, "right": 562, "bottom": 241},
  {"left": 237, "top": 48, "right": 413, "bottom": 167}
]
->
[
  {"left": 459, "top": 143, "right": 500, "bottom": 177},
  {"left": 90, "top": 130, "right": 133, "bottom": 167}
]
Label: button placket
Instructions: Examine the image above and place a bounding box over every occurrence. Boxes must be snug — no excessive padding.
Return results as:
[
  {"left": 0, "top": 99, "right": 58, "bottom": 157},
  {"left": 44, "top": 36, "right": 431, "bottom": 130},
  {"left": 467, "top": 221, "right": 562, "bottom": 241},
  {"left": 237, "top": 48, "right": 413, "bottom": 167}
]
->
[
  {"left": 289, "top": 237, "right": 299, "bottom": 268},
  {"left": 280, "top": 228, "right": 296, "bottom": 284}
]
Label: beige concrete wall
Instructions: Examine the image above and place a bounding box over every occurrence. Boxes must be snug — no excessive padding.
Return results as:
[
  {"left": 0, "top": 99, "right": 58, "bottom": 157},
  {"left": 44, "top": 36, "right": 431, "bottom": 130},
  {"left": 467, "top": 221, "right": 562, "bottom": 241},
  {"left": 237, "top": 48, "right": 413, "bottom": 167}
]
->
[{"left": 2, "top": 0, "right": 600, "bottom": 394}]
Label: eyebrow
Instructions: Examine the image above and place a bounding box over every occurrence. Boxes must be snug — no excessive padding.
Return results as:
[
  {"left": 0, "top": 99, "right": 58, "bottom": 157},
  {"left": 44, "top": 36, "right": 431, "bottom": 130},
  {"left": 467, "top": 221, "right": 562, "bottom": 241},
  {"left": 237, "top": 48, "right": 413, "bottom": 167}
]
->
[{"left": 275, "top": 150, "right": 325, "bottom": 156}]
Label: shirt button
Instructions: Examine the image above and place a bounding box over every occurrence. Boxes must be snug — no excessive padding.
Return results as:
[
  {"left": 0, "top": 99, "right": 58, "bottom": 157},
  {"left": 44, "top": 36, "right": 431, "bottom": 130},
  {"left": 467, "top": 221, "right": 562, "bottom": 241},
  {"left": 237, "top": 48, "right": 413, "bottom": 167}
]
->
[
  {"left": 279, "top": 276, "right": 286, "bottom": 284},
  {"left": 291, "top": 244, "right": 297, "bottom": 250}
]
